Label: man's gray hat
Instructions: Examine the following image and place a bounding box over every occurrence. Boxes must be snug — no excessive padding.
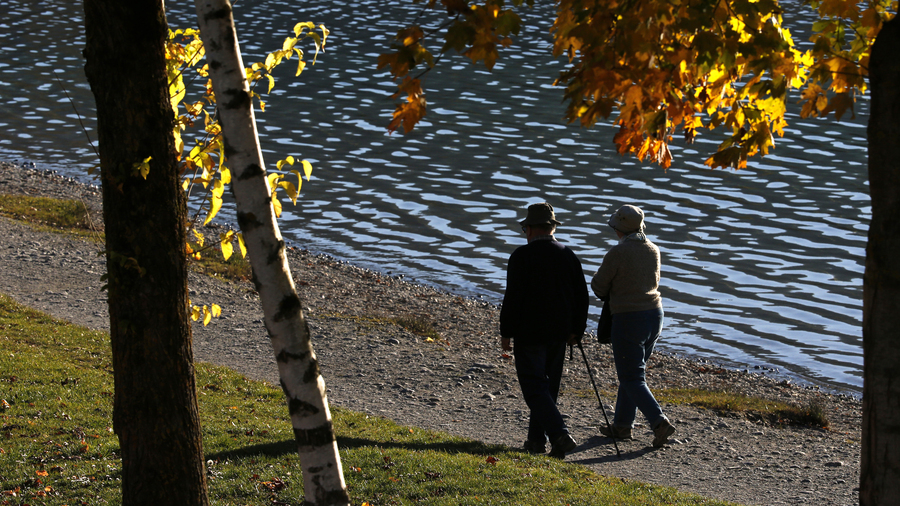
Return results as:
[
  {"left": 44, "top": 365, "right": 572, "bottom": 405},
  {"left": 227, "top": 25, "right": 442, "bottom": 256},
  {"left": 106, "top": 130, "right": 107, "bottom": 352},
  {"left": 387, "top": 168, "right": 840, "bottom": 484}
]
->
[
  {"left": 608, "top": 204, "right": 645, "bottom": 233},
  {"left": 520, "top": 202, "right": 561, "bottom": 227}
]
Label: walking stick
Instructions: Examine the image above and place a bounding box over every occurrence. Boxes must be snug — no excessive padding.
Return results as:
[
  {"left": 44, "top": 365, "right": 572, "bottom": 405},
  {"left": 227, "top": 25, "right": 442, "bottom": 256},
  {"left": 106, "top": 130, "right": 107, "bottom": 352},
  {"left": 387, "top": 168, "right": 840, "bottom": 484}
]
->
[{"left": 577, "top": 342, "right": 621, "bottom": 458}]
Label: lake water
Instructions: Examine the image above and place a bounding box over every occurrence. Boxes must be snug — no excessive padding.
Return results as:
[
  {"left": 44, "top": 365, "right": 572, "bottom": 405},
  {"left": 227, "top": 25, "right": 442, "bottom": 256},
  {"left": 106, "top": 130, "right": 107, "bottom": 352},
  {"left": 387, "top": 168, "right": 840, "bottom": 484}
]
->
[{"left": 0, "top": 0, "right": 869, "bottom": 393}]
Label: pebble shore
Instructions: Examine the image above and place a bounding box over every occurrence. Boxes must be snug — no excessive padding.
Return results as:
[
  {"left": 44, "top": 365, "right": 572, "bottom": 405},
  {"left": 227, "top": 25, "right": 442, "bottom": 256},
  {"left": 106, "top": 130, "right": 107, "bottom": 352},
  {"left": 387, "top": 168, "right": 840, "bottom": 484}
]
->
[{"left": 0, "top": 160, "right": 862, "bottom": 505}]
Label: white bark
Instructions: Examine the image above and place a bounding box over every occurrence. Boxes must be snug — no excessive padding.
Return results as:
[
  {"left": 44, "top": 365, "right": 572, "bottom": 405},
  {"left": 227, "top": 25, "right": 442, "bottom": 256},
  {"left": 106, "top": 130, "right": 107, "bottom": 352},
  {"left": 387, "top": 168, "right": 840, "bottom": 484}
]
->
[{"left": 193, "top": 1, "right": 349, "bottom": 504}]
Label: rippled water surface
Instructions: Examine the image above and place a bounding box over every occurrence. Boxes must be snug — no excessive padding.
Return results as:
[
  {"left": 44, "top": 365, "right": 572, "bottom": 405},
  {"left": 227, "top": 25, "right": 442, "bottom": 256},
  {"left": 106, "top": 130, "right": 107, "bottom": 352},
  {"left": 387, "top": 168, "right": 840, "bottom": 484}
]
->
[{"left": 0, "top": 0, "right": 869, "bottom": 392}]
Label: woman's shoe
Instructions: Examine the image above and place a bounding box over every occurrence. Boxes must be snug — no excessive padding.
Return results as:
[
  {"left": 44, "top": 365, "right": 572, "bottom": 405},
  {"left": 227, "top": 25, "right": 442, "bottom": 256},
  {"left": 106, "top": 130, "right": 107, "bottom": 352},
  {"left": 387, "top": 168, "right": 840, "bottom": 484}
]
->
[
  {"left": 652, "top": 419, "right": 676, "bottom": 447},
  {"left": 598, "top": 424, "right": 633, "bottom": 440}
]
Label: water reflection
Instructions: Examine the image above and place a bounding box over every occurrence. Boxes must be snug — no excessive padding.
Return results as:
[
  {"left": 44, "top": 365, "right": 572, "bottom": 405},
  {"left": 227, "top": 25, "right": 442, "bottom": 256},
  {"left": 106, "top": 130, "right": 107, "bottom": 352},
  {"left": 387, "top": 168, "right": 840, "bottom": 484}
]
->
[{"left": 0, "top": 0, "right": 868, "bottom": 393}]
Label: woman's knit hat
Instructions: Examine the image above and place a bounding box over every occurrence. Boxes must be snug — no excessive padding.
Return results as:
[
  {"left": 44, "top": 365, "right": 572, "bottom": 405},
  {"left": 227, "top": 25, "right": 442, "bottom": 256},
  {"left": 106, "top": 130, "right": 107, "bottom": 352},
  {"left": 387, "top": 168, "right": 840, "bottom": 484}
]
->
[{"left": 608, "top": 205, "right": 645, "bottom": 233}]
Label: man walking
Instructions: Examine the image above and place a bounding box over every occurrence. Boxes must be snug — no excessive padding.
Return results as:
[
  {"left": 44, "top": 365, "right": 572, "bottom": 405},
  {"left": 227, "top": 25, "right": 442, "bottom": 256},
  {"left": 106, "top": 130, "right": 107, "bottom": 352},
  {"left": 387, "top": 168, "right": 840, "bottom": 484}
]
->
[{"left": 500, "top": 202, "right": 589, "bottom": 459}]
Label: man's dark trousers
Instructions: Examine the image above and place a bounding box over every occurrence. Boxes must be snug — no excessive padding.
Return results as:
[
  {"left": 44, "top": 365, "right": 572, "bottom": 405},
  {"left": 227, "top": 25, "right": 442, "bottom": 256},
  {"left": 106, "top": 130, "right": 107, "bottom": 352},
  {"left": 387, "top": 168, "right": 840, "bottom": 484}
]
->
[{"left": 514, "top": 341, "right": 568, "bottom": 443}]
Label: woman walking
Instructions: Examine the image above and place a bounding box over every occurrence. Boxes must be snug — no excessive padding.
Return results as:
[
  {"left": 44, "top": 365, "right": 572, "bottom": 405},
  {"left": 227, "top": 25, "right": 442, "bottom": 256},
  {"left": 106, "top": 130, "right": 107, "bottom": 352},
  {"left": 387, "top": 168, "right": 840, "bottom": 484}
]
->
[{"left": 591, "top": 204, "right": 675, "bottom": 447}]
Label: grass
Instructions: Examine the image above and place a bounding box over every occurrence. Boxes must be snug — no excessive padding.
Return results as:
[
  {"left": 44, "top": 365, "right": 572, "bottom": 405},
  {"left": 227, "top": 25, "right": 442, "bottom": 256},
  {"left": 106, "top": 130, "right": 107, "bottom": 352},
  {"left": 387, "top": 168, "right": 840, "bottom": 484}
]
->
[
  {"left": 655, "top": 388, "right": 830, "bottom": 428},
  {"left": 319, "top": 312, "right": 445, "bottom": 343},
  {"left": 0, "top": 294, "right": 741, "bottom": 505},
  {"left": 565, "top": 384, "right": 830, "bottom": 429},
  {"left": 192, "top": 248, "right": 253, "bottom": 283},
  {"left": 185, "top": 225, "right": 255, "bottom": 283},
  {"left": 387, "top": 314, "right": 442, "bottom": 341},
  {"left": 0, "top": 193, "right": 252, "bottom": 283},
  {"left": 0, "top": 194, "right": 98, "bottom": 238}
]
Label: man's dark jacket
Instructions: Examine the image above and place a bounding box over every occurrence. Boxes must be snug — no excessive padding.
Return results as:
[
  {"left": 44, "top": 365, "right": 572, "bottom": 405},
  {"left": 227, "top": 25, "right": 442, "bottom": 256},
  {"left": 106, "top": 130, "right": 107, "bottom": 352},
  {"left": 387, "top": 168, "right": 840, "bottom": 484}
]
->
[{"left": 499, "top": 238, "right": 589, "bottom": 344}]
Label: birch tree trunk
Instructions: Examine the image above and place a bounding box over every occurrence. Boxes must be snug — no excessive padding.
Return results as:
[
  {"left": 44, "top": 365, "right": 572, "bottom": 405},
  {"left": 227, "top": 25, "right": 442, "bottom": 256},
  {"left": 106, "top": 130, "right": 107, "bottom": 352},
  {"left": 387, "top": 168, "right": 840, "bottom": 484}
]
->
[
  {"left": 861, "top": 15, "right": 900, "bottom": 506},
  {"left": 83, "top": 0, "right": 208, "bottom": 504},
  {"left": 193, "top": 1, "right": 350, "bottom": 504}
]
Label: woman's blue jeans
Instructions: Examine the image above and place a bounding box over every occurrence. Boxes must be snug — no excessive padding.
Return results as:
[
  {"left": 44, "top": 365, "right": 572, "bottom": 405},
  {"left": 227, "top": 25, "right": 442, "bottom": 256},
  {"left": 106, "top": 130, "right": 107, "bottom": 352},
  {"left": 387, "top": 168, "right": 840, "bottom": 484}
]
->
[
  {"left": 610, "top": 307, "right": 665, "bottom": 428},
  {"left": 514, "top": 341, "right": 568, "bottom": 443}
]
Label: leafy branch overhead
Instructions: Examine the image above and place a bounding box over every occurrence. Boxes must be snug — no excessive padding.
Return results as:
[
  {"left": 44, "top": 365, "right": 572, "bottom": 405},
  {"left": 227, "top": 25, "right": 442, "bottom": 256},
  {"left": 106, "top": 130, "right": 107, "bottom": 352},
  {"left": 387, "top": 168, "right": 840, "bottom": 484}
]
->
[
  {"left": 379, "top": 0, "right": 892, "bottom": 169},
  {"left": 377, "top": 0, "right": 533, "bottom": 134}
]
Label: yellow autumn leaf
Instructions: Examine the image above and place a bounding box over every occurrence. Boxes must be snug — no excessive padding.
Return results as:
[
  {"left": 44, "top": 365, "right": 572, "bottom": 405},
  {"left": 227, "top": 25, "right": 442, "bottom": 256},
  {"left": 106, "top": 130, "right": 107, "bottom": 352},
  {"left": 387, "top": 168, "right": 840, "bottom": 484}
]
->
[
  {"left": 276, "top": 156, "right": 295, "bottom": 170},
  {"left": 309, "top": 34, "right": 324, "bottom": 63},
  {"left": 237, "top": 233, "right": 247, "bottom": 258},
  {"left": 205, "top": 193, "right": 222, "bottom": 226},
  {"left": 169, "top": 75, "right": 186, "bottom": 110},
  {"left": 290, "top": 170, "right": 303, "bottom": 193},
  {"left": 189, "top": 143, "right": 202, "bottom": 161},
  {"left": 279, "top": 180, "right": 298, "bottom": 205},
  {"left": 267, "top": 172, "right": 282, "bottom": 190},
  {"left": 211, "top": 304, "right": 222, "bottom": 318},
  {"left": 185, "top": 101, "right": 205, "bottom": 116},
  {"left": 220, "top": 231, "right": 234, "bottom": 260},
  {"left": 294, "top": 21, "right": 315, "bottom": 36},
  {"left": 173, "top": 128, "right": 184, "bottom": 159},
  {"left": 266, "top": 74, "right": 275, "bottom": 94},
  {"left": 220, "top": 167, "right": 231, "bottom": 184},
  {"left": 272, "top": 193, "right": 283, "bottom": 217},
  {"left": 211, "top": 178, "right": 224, "bottom": 198},
  {"left": 191, "top": 305, "right": 201, "bottom": 322},
  {"left": 202, "top": 305, "right": 212, "bottom": 326},
  {"left": 301, "top": 160, "right": 313, "bottom": 180},
  {"left": 133, "top": 156, "right": 152, "bottom": 180}
]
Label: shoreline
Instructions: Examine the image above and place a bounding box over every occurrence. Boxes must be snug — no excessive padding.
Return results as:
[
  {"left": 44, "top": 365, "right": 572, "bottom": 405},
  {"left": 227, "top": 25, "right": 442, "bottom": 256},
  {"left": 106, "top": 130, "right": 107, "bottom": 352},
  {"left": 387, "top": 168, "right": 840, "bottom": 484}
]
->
[
  {"left": 0, "top": 159, "right": 861, "bottom": 398},
  {"left": 0, "top": 159, "right": 863, "bottom": 505}
]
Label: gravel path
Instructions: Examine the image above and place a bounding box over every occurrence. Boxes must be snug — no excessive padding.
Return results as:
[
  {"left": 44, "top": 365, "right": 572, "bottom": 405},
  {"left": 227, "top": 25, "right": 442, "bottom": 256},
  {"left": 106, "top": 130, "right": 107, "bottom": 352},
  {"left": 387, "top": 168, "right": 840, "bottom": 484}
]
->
[{"left": 0, "top": 161, "right": 862, "bottom": 505}]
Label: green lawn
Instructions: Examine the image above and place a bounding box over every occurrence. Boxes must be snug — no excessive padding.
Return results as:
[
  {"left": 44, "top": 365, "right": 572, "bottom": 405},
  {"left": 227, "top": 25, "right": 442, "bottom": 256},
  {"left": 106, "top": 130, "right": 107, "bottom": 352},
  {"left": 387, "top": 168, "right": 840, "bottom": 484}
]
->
[{"left": 0, "top": 294, "right": 738, "bottom": 505}]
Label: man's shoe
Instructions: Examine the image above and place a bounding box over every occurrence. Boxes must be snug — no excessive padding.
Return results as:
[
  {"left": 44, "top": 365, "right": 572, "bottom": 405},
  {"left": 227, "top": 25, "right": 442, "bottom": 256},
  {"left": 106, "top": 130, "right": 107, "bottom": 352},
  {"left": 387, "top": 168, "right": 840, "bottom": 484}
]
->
[
  {"left": 652, "top": 419, "right": 676, "bottom": 448},
  {"left": 548, "top": 434, "right": 577, "bottom": 459},
  {"left": 598, "top": 424, "right": 633, "bottom": 440},
  {"left": 523, "top": 439, "right": 546, "bottom": 454}
]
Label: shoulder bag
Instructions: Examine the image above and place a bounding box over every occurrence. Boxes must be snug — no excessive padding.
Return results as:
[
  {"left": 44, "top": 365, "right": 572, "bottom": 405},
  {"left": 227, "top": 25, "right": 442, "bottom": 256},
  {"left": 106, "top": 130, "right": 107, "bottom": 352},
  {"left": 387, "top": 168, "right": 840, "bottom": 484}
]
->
[{"left": 597, "top": 299, "right": 612, "bottom": 344}]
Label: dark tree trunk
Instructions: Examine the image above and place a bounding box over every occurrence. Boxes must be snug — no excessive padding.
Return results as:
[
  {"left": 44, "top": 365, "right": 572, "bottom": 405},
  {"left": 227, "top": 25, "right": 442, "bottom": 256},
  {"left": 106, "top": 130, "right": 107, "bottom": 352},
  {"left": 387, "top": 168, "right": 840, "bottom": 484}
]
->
[
  {"left": 83, "top": 1, "right": 209, "bottom": 504},
  {"left": 862, "top": 15, "right": 900, "bottom": 506}
]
